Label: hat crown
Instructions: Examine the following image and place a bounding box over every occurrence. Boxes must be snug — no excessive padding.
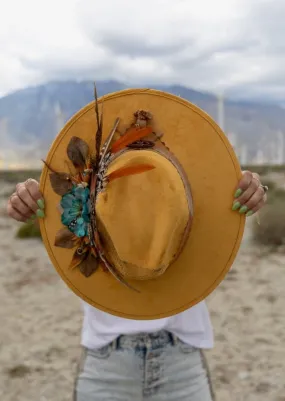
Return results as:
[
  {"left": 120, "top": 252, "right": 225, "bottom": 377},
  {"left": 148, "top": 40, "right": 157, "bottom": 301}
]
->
[{"left": 96, "top": 146, "right": 193, "bottom": 280}]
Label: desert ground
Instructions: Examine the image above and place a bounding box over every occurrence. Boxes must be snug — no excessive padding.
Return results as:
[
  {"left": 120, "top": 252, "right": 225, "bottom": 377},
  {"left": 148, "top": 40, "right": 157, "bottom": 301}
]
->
[{"left": 0, "top": 172, "right": 285, "bottom": 401}]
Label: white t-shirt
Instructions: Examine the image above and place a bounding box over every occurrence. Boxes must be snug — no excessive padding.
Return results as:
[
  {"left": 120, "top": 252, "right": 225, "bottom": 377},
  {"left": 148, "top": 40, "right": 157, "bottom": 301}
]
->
[{"left": 81, "top": 300, "right": 214, "bottom": 350}]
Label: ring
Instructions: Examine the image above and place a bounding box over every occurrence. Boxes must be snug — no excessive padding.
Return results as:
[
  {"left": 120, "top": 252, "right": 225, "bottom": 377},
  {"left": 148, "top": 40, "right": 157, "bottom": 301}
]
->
[{"left": 261, "top": 184, "right": 269, "bottom": 193}]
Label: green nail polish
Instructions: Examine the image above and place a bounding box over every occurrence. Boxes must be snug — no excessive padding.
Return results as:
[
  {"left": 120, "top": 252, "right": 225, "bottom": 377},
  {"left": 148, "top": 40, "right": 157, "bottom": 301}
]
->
[
  {"left": 232, "top": 201, "right": 241, "bottom": 211},
  {"left": 37, "top": 199, "right": 45, "bottom": 209},
  {"left": 246, "top": 210, "right": 253, "bottom": 217},
  {"left": 36, "top": 209, "right": 45, "bottom": 218},
  {"left": 234, "top": 188, "right": 243, "bottom": 198},
  {"left": 31, "top": 214, "right": 36, "bottom": 220},
  {"left": 239, "top": 205, "right": 248, "bottom": 214}
]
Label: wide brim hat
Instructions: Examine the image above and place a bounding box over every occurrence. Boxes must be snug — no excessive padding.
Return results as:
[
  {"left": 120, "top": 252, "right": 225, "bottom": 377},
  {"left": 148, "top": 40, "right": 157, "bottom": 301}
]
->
[{"left": 39, "top": 88, "right": 245, "bottom": 320}]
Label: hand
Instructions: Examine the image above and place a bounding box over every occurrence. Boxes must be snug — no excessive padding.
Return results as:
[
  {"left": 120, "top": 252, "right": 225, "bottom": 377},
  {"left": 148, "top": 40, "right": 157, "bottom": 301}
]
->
[
  {"left": 6, "top": 179, "right": 45, "bottom": 222},
  {"left": 232, "top": 171, "right": 267, "bottom": 217}
]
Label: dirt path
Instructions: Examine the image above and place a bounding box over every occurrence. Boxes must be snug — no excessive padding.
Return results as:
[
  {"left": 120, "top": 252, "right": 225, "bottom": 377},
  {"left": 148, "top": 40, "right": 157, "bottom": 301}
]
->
[{"left": 1, "top": 181, "right": 285, "bottom": 401}]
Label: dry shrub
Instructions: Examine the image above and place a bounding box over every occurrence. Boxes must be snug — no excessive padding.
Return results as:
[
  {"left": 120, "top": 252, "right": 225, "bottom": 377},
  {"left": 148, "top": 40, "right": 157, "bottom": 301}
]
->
[
  {"left": 16, "top": 221, "right": 42, "bottom": 239},
  {"left": 252, "top": 199, "right": 285, "bottom": 247}
]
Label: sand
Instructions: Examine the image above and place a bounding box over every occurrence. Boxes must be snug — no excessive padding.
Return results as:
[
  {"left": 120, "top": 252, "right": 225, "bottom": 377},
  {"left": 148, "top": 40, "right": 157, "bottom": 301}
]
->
[{"left": 0, "top": 179, "right": 285, "bottom": 401}]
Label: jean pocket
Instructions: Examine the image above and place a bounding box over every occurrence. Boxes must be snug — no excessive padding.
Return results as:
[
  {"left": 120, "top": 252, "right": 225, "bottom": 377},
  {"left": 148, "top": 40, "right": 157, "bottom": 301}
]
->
[
  {"left": 177, "top": 340, "right": 196, "bottom": 354},
  {"left": 88, "top": 344, "right": 112, "bottom": 359}
]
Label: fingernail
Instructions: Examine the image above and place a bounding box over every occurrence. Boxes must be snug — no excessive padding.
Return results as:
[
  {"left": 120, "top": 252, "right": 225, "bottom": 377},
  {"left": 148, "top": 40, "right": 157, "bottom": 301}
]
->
[
  {"left": 232, "top": 201, "right": 241, "bottom": 211},
  {"left": 234, "top": 188, "right": 243, "bottom": 198},
  {"left": 36, "top": 209, "right": 45, "bottom": 218},
  {"left": 246, "top": 210, "right": 253, "bottom": 217},
  {"left": 31, "top": 214, "right": 36, "bottom": 220},
  {"left": 37, "top": 199, "right": 45, "bottom": 209},
  {"left": 239, "top": 205, "right": 248, "bottom": 214}
]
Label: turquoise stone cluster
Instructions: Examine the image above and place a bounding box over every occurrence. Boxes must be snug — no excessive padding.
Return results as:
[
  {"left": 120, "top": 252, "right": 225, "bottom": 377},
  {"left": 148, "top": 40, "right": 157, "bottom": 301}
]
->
[{"left": 60, "top": 186, "right": 90, "bottom": 237}]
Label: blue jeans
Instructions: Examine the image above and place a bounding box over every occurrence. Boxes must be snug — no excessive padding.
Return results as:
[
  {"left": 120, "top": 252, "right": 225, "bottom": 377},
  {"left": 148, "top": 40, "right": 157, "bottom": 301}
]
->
[{"left": 74, "top": 330, "right": 215, "bottom": 400}]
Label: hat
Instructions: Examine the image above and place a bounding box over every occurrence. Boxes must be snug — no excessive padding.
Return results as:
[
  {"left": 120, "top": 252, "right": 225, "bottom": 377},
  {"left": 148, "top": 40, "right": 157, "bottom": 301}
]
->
[{"left": 39, "top": 87, "right": 245, "bottom": 320}]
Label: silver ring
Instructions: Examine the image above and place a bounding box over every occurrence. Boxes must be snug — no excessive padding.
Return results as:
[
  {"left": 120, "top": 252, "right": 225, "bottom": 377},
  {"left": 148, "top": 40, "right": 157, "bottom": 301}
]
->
[{"left": 261, "top": 185, "right": 269, "bottom": 193}]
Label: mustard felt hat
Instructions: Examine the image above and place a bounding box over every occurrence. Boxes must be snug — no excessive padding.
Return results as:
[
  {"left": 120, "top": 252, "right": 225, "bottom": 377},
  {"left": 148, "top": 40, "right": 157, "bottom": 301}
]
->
[{"left": 39, "top": 87, "right": 245, "bottom": 320}]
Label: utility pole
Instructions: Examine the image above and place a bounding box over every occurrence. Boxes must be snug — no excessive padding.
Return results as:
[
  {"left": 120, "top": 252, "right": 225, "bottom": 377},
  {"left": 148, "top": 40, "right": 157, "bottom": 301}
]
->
[
  {"left": 216, "top": 92, "right": 225, "bottom": 133},
  {"left": 276, "top": 130, "right": 284, "bottom": 165}
]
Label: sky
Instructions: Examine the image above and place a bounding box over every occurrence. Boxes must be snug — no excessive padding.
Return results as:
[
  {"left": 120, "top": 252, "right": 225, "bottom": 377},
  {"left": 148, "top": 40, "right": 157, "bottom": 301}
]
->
[{"left": 1, "top": 0, "right": 285, "bottom": 102}]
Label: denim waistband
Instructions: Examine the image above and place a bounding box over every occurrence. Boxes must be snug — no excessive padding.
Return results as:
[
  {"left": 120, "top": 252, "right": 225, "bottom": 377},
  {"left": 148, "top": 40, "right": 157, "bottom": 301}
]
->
[{"left": 110, "top": 330, "right": 179, "bottom": 351}]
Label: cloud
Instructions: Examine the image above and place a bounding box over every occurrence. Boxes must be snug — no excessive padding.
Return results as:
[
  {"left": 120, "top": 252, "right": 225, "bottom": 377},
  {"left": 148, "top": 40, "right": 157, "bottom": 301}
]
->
[{"left": 0, "top": 0, "right": 285, "bottom": 102}]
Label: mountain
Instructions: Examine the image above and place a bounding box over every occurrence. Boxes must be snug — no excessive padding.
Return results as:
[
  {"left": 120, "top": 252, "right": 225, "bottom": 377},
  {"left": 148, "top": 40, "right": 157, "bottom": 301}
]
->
[{"left": 1, "top": 80, "right": 285, "bottom": 168}]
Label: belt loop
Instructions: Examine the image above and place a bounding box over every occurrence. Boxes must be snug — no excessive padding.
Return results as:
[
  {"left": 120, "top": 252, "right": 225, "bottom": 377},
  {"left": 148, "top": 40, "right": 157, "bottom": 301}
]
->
[
  {"left": 111, "top": 337, "right": 119, "bottom": 350},
  {"left": 169, "top": 332, "right": 178, "bottom": 345},
  {"left": 115, "top": 335, "right": 121, "bottom": 350}
]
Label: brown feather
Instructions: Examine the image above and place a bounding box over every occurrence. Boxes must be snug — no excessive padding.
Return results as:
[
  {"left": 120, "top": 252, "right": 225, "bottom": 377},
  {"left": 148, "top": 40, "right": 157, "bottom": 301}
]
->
[
  {"left": 90, "top": 173, "right": 97, "bottom": 195},
  {"left": 67, "top": 137, "right": 89, "bottom": 168},
  {"left": 111, "top": 126, "right": 153, "bottom": 153},
  {"left": 79, "top": 253, "right": 99, "bottom": 277},
  {"left": 69, "top": 247, "right": 89, "bottom": 270},
  {"left": 94, "top": 83, "right": 104, "bottom": 170},
  {"left": 54, "top": 228, "right": 79, "bottom": 249},
  {"left": 107, "top": 164, "right": 155, "bottom": 183},
  {"left": 49, "top": 172, "right": 73, "bottom": 196}
]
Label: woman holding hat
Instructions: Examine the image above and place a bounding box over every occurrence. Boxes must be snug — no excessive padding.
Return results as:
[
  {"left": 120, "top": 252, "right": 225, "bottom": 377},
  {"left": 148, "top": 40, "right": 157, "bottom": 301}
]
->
[{"left": 7, "top": 89, "right": 268, "bottom": 400}]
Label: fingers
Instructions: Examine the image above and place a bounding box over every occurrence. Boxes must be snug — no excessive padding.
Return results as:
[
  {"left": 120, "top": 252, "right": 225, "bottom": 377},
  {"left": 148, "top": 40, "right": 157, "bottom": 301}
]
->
[
  {"left": 232, "top": 171, "right": 267, "bottom": 216},
  {"left": 236, "top": 175, "right": 259, "bottom": 206},
  {"left": 249, "top": 195, "right": 266, "bottom": 215},
  {"left": 22, "top": 179, "right": 45, "bottom": 212},
  {"left": 234, "top": 171, "right": 254, "bottom": 198},
  {"left": 16, "top": 182, "right": 38, "bottom": 213},
  {"left": 6, "top": 179, "right": 45, "bottom": 222},
  {"left": 8, "top": 192, "right": 32, "bottom": 220},
  {"left": 6, "top": 194, "right": 28, "bottom": 222}
]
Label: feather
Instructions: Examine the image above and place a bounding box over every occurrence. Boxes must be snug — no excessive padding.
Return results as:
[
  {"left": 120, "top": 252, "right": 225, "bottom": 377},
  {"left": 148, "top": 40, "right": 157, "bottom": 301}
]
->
[
  {"left": 94, "top": 83, "right": 104, "bottom": 170},
  {"left": 111, "top": 126, "right": 153, "bottom": 153},
  {"left": 79, "top": 252, "right": 99, "bottom": 277},
  {"left": 54, "top": 228, "right": 79, "bottom": 248},
  {"left": 90, "top": 173, "right": 97, "bottom": 195},
  {"left": 49, "top": 172, "right": 73, "bottom": 196},
  {"left": 94, "top": 83, "right": 100, "bottom": 132},
  {"left": 67, "top": 137, "right": 89, "bottom": 169},
  {"left": 107, "top": 164, "right": 155, "bottom": 183},
  {"left": 41, "top": 159, "right": 57, "bottom": 173},
  {"left": 99, "top": 117, "right": 120, "bottom": 163},
  {"left": 57, "top": 202, "right": 64, "bottom": 214},
  {"left": 69, "top": 246, "right": 89, "bottom": 270}
]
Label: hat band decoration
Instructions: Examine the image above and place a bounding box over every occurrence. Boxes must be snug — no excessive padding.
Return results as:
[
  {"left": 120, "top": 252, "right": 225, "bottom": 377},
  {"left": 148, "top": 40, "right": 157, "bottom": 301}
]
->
[{"left": 43, "top": 86, "right": 193, "bottom": 293}]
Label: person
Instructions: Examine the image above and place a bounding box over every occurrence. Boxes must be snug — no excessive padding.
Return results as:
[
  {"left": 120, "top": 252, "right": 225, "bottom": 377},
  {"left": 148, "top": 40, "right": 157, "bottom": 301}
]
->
[{"left": 6, "top": 170, "right": 267, "bottom": 401}]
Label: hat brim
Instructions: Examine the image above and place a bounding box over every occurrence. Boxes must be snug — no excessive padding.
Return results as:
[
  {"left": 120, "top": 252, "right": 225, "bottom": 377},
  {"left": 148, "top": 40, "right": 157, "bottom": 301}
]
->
[{"left": 39, "top": 88, "right": 245, "bottom": 320}]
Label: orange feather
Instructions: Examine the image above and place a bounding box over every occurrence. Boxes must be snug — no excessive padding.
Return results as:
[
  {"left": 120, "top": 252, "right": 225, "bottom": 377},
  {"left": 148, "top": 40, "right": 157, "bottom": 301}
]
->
[
  {"left": 111, "top": 126, "right": 153, "bottom": 153},
  {"left": 107, "top": 164, "right": 155, "bottom": 182}
]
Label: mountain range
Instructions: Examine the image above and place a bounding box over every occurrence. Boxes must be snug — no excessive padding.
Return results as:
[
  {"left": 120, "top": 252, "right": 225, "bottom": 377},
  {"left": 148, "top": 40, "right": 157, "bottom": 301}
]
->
[{"left": 1, "top": 80, "right": 285, "bottom": 168}]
